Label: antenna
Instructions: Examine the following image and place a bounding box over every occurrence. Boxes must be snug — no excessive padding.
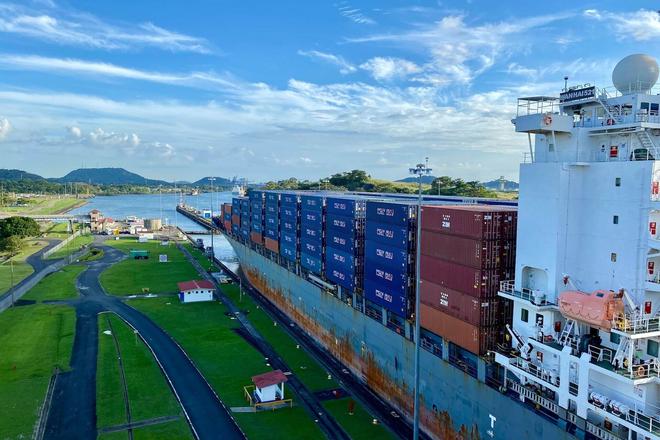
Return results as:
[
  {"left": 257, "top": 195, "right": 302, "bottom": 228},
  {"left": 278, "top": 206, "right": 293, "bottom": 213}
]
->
[{"left": 563, "top": 76, "right": 568, "bottom": 92}]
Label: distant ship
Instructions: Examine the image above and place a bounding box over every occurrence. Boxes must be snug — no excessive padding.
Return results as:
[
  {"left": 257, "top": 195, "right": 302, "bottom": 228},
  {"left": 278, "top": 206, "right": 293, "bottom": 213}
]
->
[
  {"left": 232, "top": 184, "right": 246, "bottom": 197},
  {"left": 219, "top": 54, "right": 660, "bottom": 440}
]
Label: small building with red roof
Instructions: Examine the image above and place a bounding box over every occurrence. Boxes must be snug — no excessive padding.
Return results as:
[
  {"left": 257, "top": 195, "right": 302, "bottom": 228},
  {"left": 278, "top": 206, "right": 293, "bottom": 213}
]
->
[
  {"left": 251, "top": 369, "right": 288, "bottom": 403},
  {"left": 177, "top": 279, "right": 215, "bottom": 303}
]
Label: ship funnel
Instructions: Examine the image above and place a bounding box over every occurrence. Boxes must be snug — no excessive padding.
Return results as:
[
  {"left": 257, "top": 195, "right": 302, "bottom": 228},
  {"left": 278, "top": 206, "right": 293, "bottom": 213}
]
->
[{"left": 612, "top": 54, "right": 659, "bottom": 95}]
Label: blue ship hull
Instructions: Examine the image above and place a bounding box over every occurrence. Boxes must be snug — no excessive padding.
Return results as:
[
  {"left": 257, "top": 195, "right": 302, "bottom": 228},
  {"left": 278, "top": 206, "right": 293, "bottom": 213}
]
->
[{"left": 228, "top": 236, "right": 575, "bottom": 440}]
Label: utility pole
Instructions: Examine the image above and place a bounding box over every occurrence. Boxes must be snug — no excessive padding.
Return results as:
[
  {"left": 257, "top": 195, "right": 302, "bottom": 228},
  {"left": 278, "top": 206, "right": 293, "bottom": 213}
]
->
[
  {"left": 10, "top": 259, "right": 14, "bottom": 307},
  {"left": 208, "top": 177, "right": 216, "bottom": 262},
  {"left": 410, "top": 157, "right": 431, "bottom": 440}
]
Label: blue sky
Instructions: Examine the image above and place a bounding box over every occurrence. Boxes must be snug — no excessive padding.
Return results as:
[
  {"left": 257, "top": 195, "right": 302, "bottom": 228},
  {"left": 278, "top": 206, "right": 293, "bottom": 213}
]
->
[{"left": 0, "top": 0, "right": 658, "bottom": 182}]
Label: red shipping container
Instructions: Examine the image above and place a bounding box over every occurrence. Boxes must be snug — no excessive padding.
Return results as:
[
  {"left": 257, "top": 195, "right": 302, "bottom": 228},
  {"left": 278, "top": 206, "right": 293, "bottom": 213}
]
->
[
  {"left": 420, "top": 303, "right": 500, "bottom": 356},
  {"left": 420, "top": 255, "right": 512, "bottom": 299},
  {"left": 250, "top": 231, "right": 263, "bottom": 245},
  {"left": 231, "top": 214, "right": 240, "bottom": 225},
  {"left": 264, "top": 237, "right": 279, "bottom": 253},
  {"left": 420, "top": 280, "right": 502, "bottom": 327},
  {"left": 223, "top": 220, "right": 231, "bottom": 231},
  {"left": 421, "top": 205, "right": 517, "bottom": 240},
  {"left": 222, "top": 204, "right": 232, "bottom": 215},
  {"left": 420, "top": 231, "right": 515, "bottom": 269}
]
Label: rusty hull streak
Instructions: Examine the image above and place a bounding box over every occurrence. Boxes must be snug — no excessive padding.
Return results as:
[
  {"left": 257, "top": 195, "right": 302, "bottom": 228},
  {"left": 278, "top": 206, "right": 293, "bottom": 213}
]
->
[{"left": 244, "top": 267, "right": 481, "bottom": 440}]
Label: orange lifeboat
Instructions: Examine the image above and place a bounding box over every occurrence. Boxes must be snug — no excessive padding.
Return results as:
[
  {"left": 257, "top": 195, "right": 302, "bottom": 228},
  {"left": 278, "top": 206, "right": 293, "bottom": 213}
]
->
[{"left": 558, "top": 290, "right": 624, "bottom": 330}]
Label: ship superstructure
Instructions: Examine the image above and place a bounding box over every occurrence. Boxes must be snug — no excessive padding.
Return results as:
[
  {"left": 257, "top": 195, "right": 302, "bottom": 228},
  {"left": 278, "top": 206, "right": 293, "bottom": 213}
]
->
[{"left": 495, "top": 54, "right": 660, "bottom": 439}]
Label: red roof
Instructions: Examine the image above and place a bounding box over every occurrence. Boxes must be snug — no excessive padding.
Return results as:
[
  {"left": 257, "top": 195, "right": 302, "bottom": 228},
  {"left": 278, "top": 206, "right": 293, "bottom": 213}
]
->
[
  {"left": 177, "top": 280, "right": 215, "bottom": 292},
  {"left": 251, "top": 370, "right": 288, "bottom": 388}
]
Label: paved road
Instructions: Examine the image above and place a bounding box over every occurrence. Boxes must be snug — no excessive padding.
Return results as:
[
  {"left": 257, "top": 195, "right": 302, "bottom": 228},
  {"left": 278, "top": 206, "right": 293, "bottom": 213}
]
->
[
  {"left": 0, "top": 238, "right": 61, "bottom": 300},
  {"left": 44, "top": 244, "right": 245, "bottom": 440},
  {"left": 179, "top": 244, "right": 351, "bottom": 440}
]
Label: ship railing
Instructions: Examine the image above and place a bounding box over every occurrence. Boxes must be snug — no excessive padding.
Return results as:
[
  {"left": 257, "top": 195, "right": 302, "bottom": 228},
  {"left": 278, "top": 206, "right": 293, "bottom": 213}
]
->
[
  {"left": 509, "top": 356, "right": 560, "bottom": 387},
  {"left": 499, "top": 281, "right": 556, "bottom": 307},
  {"left": 516, "top": 97, "right": 559, "bottom": 117},
  {"left": 506, "top": 379, "right": 560, "bottom": 413},
  {"left": 588, "top": 344, "right": 613, "bottom": 364},
  {"left": 612, "top": 313, "right": 660, "bottom": 335},
  {"left": 569, "top": 381, "right": 579, "bottom": 396},
  {"left": 590, "top": 383, "right": 660, "bottom": 435},
  {"left": 577, "top": 111, "right": 660, "bottom": 128},
  {"left": 585, "top": 423, "right": 625, "bottom": 440}
]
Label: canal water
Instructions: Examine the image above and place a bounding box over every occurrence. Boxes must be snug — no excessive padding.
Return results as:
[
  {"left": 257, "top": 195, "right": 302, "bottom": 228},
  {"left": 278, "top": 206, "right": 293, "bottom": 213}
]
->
[{"left": 70, "top": 192, "right": 239, "bottom": 269}]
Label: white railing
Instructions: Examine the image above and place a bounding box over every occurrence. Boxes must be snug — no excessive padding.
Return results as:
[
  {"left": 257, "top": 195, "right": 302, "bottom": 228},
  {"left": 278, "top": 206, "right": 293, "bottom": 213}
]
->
[
  {"left": 516, "top": 97, "right": 559, "bottom": 117},
  {"left": 499, "top": 280, "right": 556, "bottom": 306},
  {"left": 577, "top": 112, "right": 660, "bottom": 128},
  {"left": 509, "top": 356, "right": 560, "bottom": 387},
  {"left": 613, "top": 313, "right": 660, "bottom": 335},
  {"left": 589, "top": 388, "right": 660, "bottom": 436},
  {"left": 588, "top": 344, "right": 613, "bottom": 364}
]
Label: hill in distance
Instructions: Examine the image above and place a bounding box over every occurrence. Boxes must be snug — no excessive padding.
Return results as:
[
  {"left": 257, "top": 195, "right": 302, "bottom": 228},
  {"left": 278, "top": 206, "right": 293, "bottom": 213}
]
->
[
  {"left": 0, "top": 169, "right": 46, "bottom": 181},
  {"left": 396, "top": 175, "right": 437, "bottom": 184},
  {"left": 56, "top": 167, "right": 169, "bottom": 186},
  {"left": 482, "top": 178, "right": 519, "bottom": 191},
  {"left": 193, "top": 176, "right": 232, "bottom": 186}
]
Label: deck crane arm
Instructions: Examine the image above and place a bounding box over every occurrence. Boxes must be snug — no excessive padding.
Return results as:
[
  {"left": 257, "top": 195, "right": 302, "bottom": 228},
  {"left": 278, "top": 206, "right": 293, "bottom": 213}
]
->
[{"left": 506, "top": 324, "right": 533, "bottom": 360}]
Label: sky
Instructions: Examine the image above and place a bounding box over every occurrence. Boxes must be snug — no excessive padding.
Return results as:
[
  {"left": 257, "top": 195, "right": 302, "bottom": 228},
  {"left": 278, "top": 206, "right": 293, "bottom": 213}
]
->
[{"left": 0, "top": 1, "right": 658, "bottom": 182}]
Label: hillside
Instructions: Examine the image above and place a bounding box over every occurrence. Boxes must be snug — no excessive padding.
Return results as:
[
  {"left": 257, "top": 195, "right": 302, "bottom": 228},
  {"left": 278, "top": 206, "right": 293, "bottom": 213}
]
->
[
  {"left": 483, "top": 178, "right": 519, "bottom": 191},
  {"left": 396, "top": 175, "right": 436, "bottom": 184},
  {"left": 56, "top": 168, "right": 169, "bottom": 186},
  {"left": 193, "top": 176, "right": 232, "bottom": 186},
  {"left": 0, "top": 169, "right": 45, "bottom": 181}
]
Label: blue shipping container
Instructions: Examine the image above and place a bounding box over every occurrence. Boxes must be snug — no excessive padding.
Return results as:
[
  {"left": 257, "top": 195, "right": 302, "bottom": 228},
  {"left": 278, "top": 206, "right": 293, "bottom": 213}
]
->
[
  {"left": 300, "top": 209, "right": 322, "bottom": 227},
  {"left": 326, "top": 197, "right": 366, "bottom": 218},
  {"left": 240, "top": 199, "right": 250, "bottom": 211},
  {"left": 241, "top": 217, "right": 249, "bottom": 228},
  {"left": 281, "top": 220, "right": 297, "bottom": 233},
  {"left": 223, "top": 212, "right": 231, "bottom": 221},
  {"left": 364, "top": 240, "right": 408, "bottom": 272},
  {"left": 265, "top": 226, "right": 278, "bottom": 240},
  {"left": 231, "top": 224, "right": 239, "bottom": 234},
  {"left": 301, "top": 225, "right": 322, "bottom": 244},
  {"left": 251, "top": 221, "right": 263, "bottom": 233},
  {"left": 280, "top": 242, "right": 297, "bottom": 261},
  {"left": 325, "top": 247, "right": 355, "bottom": 272},
  {"left": 325, "top": 255, "right": 356, "bottom": 291},
  {"left": 280, "top": 205, "right": 297, "bottom": 220},
  {"left": 250, "top": 201, "right": 263, "bottom": 212},
  {"left": 366, "top": 201, "right": 414, "bottom": 227},
  {"left": 251, "top": 212, "right": 262, "bottom": 223},
  {"left": 326, "top": 213, "right": 355, "bottom": 235},
  {"left": 265, "top": 192, "right": 279, "bottom": 204},
  {"left": 240, "top": 227, "right": 249, "bottom": 239},
  {"left": 300, "top": 237, "right": 322, "bottom": 257},
  {"left": 301, "top": 252, "right": 322, "bottom": 274},
  {"left": 281, "top": 231, "right": 297, "bottom": 246},
  {"left": 249, "top": 190, "right": 264, "bottom": 201},
  {"left": 363, "top": 258, "right": 408, "bottom": 296},
  {"left": 326, "top": 231, "right": 356, "bottom": 254},
  {"left": 265, "top": 216, "right": 278, "bottom": 228},
  {"left": 365, "top": 221, "right": 409, "bottom": 249},
  {"left": 364, "top": 278, "right": 407, "bottom": 317},
  {"left": 280, "top": 193, "right": 299, "bottom": 206},
  {"left": 301, "top": 195, "right": 324, "bottom": 212},
  {"left": 265, "top": 204, "right": 278, "bottom": 216}
]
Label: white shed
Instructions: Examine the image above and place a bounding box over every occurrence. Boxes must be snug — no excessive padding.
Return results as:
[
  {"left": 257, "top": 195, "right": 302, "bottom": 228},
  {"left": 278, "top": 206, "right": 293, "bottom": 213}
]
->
[
  {"left": 177, "top": 280, "right": 215, "bottom": 303},
  {"left": 251, "top": 370, "right": 288, "bottom": 403}
]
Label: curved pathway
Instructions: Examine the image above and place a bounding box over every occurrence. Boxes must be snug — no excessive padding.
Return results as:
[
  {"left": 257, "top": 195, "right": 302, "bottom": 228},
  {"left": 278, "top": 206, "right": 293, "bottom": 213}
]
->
[{"left": 44, "top": 244, "right": 245, "bottom": 440}]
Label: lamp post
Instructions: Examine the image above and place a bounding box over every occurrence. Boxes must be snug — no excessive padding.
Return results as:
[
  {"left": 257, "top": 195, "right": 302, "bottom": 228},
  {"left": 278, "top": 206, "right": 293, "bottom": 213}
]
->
[
  {"left": 410, "top": 157, "right": 431, "bottom": 440},
  {"left": 208, "top": 177, "right": 216, "bottom": 264}
]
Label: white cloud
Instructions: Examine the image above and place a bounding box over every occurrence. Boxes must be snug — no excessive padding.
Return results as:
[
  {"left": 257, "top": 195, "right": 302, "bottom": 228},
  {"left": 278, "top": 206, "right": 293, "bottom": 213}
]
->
[
  {"left": 88, "top": 127, "right": 140, "bottom": 149},
  {"left": 298, "top": 50, "right": 356, "bottom": 74},
  {"left": 67, "top": 125, "right": 81, "bottom": 138},
  {"left": 0, "top": 2, "right": 211, "bottom": 53},
  {"left": 0, "top": 117, "right": 10, "bottom": 139},
  {"left": 506, "top": 58, "right": 614, "bottom": 84},
  {"left": 360, "top": 57, "right": 421, "bottom": 81},
  {"left": 349, "top": 12, "right": 572, "bottom": 86},
  {"left": 337, "top": 2, "right": 376, "bottom": 25},
  {"left": 583, "top": 8, "right": 660, "bottom": 41}
]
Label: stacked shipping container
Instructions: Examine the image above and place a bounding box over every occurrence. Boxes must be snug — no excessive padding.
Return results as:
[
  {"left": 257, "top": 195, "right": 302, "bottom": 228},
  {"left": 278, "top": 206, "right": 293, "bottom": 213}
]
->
[
  {"left": 419, "top": 205, "right": 517, "bottom": 355},
  {"left": 324, "top": 196, "right": 365, "bottom": 292},
  {"left": 299, "top": 195, "right": 325, "bottom": 275},
  {"left": 363, "top": 201, "right": 416, "bottom": 318},
  {"left": 222, "top": 203, "right": 232, "bottom": 232},
  {"left": 249, "top": 191, "right": 264, "bottom": 245},
  {"left": 279, "top": 193, "right": 299, "bottom": 262},
  {"left": 264, "top": 192, "right": 280, "bottom": 253}
]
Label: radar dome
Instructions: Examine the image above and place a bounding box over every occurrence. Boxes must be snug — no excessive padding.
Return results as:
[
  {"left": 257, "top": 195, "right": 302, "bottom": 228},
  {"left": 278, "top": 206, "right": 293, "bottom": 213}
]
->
[{"left": 612, "top": 54, "right": 659, "bottom": 94}]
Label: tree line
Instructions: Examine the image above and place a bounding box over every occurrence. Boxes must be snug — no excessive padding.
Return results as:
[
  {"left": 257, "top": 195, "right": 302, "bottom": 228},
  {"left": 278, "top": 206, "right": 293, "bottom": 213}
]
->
[{"left": 0, "top": 217, "right": 41, "bottom": 256}]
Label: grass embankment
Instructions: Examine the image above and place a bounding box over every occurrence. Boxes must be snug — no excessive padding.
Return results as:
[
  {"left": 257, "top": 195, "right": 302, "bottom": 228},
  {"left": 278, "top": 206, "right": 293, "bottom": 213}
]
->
[
  {"left": 46, "top": 234, "right": 93, "bottom": 260},
  {"left": 221, "top": 283, "right": 394, "bottom": 439},
  {"left": 96, "top": 314, "right": 191, "bottom": 438},
  {"left": 0, "top": 239, "right": 49, "bottom": 294},
  {"left": 43, "top": 222, "right": 70, "bottom": 239},
  {"left": 182, "top": 242, "right": 219, "bottom": 272},
  {"left": 101, "top": 239, "right": 198, "bottom": 295},
  {"left": 129, "top": 297, "right": 323, "bottom": 439},
  {"left": 0, "top": 304, "right": 75, "bottom": 439},
  {"left": 0, "top": 197, "right": 85, "bottom": 215},
  {"left": 22, "top": 265, "right": 86, "bottom": 302}
]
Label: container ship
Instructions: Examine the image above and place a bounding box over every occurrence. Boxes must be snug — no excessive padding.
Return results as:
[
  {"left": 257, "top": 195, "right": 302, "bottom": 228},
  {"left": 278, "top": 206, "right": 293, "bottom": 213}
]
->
[{"left": 217, "top": 54, "right": 660, "bottom": 440}]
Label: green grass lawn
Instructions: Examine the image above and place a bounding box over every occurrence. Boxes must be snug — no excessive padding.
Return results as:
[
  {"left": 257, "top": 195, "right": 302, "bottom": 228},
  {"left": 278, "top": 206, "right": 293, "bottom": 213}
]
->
[
  {"left": 101, "top": 239, "right": 198, "bottom": 295},
  {"left": 22, "top": 265, "right": 85, "bottom": 302},
  {"left": 128, "top": 297, "right": 324, "bottom": 439},
  {"left": 43, "top": 222, "right": 71, "bottom": 239},
  {"left": 96, "top": 314, "right": 189, "bottom": 436},
  {"left": 182, "top": 242, "right": 219, "bottom": 272},
  {"left": 46, "top": 234, "right": 93, "bottom": 260},
  {"left": 0, "top": 304, "right": 75, "bottom": 439},
  {"left": 132, "top": 419, "right": 194, "bottom": 440},
  {"left": 0, "top": 197, "right": 85, "bottom": 215},
  {"left": 0, "top": 239, "right": 49, "bottom": 294},
  {"left": 221, "top": 283, "right": 337, "bottom": 393},
  {"left": 323, "top": 398, "right": 395, "bottom": 440}
]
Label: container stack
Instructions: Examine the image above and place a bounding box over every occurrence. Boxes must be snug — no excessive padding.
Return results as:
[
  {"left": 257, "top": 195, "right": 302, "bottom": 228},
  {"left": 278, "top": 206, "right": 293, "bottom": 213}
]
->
[
  {"left": 249, "top": 190, "right": 264, "bottom": 245},
  {"left": 279, "top": 193, "right": 299, "bottom": 262},
  {"left": 419, "top": 205, "right": 517, "bottom": 356},
  {"left": 231, "top": 197, "right": 241, "bottom": 236},
  {"left": 300, "top": 195, "right": 325, "bottom": 275},
  {"left": 363, "top": 201, "right": 416, "bottom": 318},
  {"left": 264, "top": 192, "right": 280, "bottom": 253},
  {"left": 238, "top": 197, "right": 250, "bottom": 240},
  {"left": 222, "top": 204, "right": 232, "bottom": 232},
  {"left": 324, "top": 196, "right": 366, "bottom": 292}
]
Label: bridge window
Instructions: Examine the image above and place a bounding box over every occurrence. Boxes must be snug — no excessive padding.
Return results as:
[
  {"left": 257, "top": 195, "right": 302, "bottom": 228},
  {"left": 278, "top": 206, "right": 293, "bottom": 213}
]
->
[
  {"left": 648, "top": 340, "right": 659, "bottom": 357},
  {"left": 615, "top": 177, "right": 621, "bottom": 187},
  {"left": 521, "top": 308, "right": 529, "bottom": 323},
  {"left": 610, "top": 332, "right": 620, "bottom": 344},
  {"left": 613, "top": 215, "right": 619, "bottom": 225}
]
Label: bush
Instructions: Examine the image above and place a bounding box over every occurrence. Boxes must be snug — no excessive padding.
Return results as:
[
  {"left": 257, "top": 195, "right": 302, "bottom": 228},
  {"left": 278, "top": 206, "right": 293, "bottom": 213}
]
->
[{"left": 0, "top": 217, "right": 41, "bottom": 239}]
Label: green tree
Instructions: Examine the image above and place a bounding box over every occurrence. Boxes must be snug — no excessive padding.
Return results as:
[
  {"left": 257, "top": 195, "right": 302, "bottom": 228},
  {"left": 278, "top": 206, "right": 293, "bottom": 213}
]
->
[
  {"left": 328, "top": 170, "right": 370, "bottom": 190},
  {"left": 429, "top": 176, "right": 496, "bottom": 197},
  {"left": 0, "top": 216, "right": 41, "bottom": 238},
  {"left": 0, "top": 235, "right": 25, "bottom": 256}
]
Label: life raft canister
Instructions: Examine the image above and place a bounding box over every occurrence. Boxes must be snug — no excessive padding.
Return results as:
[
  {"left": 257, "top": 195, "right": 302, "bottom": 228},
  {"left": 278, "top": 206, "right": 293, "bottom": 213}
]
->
[{"left": 543, "top": 114, "right": 553, "bottom": 125}]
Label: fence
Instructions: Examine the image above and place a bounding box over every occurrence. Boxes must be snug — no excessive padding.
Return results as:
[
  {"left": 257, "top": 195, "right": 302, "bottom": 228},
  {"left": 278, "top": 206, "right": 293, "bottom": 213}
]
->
[{"left": 42, "top": 230, "right": 82, "bottom": 259}]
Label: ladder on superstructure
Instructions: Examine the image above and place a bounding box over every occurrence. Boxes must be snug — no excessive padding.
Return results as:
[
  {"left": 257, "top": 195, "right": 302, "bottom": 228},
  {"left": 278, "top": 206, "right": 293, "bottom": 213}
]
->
[
  {"left": 612, "top": 335, "right": 631, "bottom": 369},
  {"left": 558, "top": 319, "right": 577, "bottom": 347},
  {"left": 635, "top": 129, "right": 659, "bottom": 160}
]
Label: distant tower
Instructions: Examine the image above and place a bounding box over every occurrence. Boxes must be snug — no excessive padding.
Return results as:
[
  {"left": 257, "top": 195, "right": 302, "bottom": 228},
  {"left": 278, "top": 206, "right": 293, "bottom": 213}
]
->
[{"left": 498, "top": 175, "right": 506, "bottom": 192}]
